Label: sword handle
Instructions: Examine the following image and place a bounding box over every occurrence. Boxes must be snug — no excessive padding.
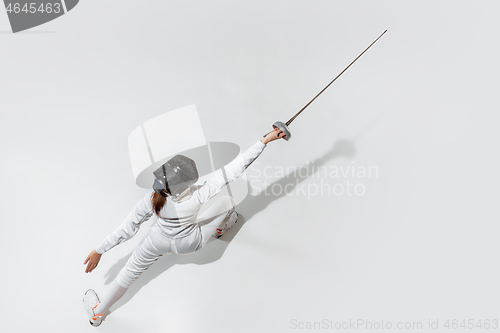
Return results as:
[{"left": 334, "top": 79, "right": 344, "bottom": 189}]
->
[
  {"left": 262, "top": 125, "right": 279, "bottom": 138},
  {"left": 263, "top": 122, "right": 291, "bottom": 141}
]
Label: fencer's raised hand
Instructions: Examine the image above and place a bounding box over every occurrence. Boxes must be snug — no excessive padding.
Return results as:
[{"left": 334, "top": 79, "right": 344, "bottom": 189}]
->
[
  {"left": 261, "top": 127, "right": 285, "bottom": 144},
  {"left": 83, "top": 249, "right": 102, "bottom": 273}
]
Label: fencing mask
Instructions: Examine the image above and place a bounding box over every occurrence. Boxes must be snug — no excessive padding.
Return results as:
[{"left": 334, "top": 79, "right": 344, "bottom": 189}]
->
[{"left": 152, "top": 155, "right": 199, "bottom": 200}]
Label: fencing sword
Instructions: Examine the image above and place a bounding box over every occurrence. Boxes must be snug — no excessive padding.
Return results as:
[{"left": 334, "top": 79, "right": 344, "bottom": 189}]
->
[{"left": 264, "top": 29, "right": 387, "bottom": 141}]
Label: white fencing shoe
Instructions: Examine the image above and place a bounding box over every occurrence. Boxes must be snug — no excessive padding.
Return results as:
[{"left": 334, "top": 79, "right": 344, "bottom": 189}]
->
[
  {"left": 213, "top": 211, "right": 239, "bottom": 239},
  {"left": 83, "top": 289, "right": 104, "bottom": 327}
]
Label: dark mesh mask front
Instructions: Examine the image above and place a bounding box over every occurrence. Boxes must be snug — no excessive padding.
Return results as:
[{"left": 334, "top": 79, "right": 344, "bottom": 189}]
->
[{"left": 153, "top": 155, "right": 199, "bottom": 199}]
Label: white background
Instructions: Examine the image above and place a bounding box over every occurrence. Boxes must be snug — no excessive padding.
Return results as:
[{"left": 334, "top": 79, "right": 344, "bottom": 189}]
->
[{"left": 1, "top": 1, "right": 499, "bottom": 332}]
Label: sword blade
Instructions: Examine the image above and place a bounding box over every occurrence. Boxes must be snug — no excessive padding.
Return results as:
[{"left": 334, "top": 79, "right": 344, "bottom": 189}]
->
[{"left": 285, "top": 30, "right": 387, "bottom": 126}]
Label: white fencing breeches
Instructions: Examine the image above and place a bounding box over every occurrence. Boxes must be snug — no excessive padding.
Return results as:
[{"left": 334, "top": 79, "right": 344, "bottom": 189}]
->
[{"left": 115, "top": 196, "right": 235, "bottom": 289}]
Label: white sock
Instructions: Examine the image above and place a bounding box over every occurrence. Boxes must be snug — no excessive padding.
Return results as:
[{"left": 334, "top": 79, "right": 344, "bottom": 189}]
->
[{"left": 93, "top": 280, "right": 128, "bottom": 316}]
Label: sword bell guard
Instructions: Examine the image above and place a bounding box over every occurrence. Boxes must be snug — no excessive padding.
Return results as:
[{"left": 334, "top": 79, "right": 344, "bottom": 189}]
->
[
  {"left": 272, "top": 121, "right": 292, "bottom": 141},
  {"left": 262, "top": 120, "right": 292, "bottom": 141}
]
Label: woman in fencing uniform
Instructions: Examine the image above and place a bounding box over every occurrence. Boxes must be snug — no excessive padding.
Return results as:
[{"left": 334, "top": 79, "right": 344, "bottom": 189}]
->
[{"left": 82, "top": 126, "right": 286, "bottom": 327}]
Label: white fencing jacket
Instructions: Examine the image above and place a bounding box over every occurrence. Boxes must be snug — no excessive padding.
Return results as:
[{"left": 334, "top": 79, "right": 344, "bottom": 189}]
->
[{"left": 95, "top": 140, "right": 266, "bottom": 254}]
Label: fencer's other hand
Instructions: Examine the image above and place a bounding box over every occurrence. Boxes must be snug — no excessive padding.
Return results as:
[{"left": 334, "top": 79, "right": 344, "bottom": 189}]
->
[
  {"left": 261, "top": 127, "right": 285, "bottom": 144},
  {"left": 83, "top": 249, "right": 102, "bottom": 273}
]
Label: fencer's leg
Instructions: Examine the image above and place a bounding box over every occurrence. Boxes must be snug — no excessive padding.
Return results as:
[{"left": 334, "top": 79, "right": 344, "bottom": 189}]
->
[
  {"left": 116, "top": 229, "right": 170, "bottom": 289},
  {"left": 93, "top": 227, "right": 171, "bottom": 318},
  {"left": 92, "top": 280, "right": 127, "bottom": 316},
  {"left": 91, "top": 232, "right": 166, "bottom": 320},
  {"left": 198, "top": 196, "right": 236, "bottom": 246}
]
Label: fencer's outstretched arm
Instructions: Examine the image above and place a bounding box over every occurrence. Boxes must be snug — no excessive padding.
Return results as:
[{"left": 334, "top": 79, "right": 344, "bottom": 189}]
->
[
  {"left": 94, "top": 189, "right": 154, "bottom": 255},
  {"left": 192, "top": 127, "right": 284, "bottom": 205}
]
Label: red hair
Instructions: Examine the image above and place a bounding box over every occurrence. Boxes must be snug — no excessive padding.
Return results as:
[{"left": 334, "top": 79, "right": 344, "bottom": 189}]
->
[{"left": 151, "top": 191, "right": 168, "bottom": 215}]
